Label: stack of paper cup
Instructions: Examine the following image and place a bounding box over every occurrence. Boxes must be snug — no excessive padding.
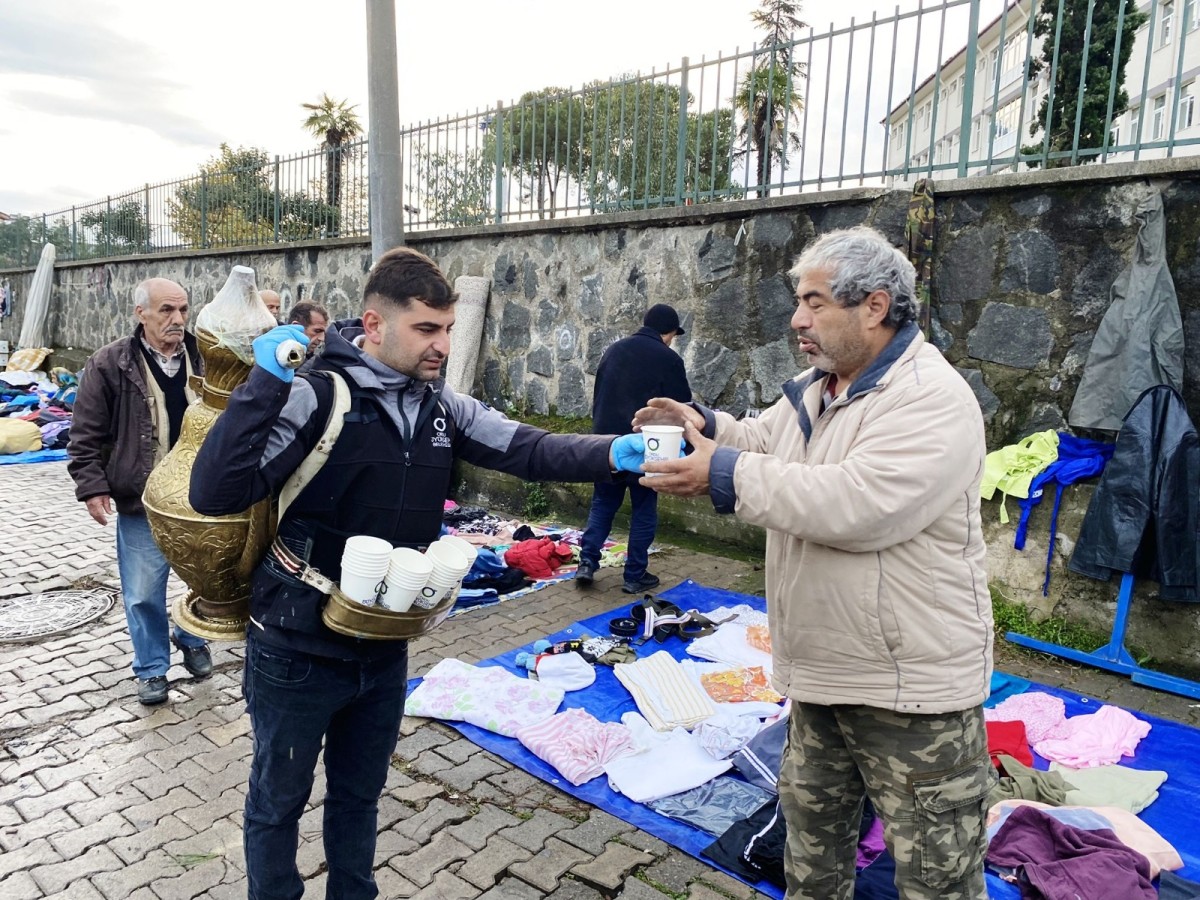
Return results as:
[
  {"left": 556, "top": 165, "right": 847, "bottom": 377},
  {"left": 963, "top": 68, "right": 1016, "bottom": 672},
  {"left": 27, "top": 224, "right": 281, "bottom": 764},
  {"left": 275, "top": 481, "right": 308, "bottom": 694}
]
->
[
  {"left": 339, "top": 535, "right": 393, "bottom": 605},
  {"left": 436, "top": 534, "right": 479, "bottom": 570},
  {"left": 415, "top": 541, "right": 472, "bottom": 609},
  {"left": 379, "top": 548, "right": 433, "bottom": 613}
]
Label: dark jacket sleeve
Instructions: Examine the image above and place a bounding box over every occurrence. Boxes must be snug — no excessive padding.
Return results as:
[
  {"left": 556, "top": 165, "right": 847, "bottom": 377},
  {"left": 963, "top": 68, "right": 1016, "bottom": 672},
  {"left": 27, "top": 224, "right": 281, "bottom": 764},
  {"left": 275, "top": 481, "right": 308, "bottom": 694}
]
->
[
  {"left": 440, "top": 387, "right": 615, "bottom": 482},
  {"left": 189, "top": 367, "right": 325, "bottom": 515},
  {"left": 66, "top": 350, "right": 117, "bottom": 502}
]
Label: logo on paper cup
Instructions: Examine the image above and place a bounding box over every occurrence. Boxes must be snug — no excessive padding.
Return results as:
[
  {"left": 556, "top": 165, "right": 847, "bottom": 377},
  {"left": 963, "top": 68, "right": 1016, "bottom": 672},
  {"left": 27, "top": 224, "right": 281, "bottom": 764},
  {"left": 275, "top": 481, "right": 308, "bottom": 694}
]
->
[{"left": 647, "top": 438, "right": 661, "bottom": 452}]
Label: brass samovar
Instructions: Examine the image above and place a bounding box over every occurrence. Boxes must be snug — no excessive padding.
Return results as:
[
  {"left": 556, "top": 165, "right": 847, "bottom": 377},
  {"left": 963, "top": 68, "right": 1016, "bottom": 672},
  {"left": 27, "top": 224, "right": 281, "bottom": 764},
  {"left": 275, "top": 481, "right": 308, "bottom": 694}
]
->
[{"left": 143, "top": 266, "right": 279, "bottom": 640}]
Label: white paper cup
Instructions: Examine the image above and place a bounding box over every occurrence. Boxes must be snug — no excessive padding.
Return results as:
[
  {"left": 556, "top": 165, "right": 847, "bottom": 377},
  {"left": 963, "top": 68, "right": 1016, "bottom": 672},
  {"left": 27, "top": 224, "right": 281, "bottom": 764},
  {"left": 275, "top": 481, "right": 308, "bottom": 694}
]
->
[
  {"left": 343, "top": 535, "right": 393, "bottom": 558},
  {"left": 386, "top": 547, "right": 433, "bottom": 584},
  {"left": 339, "top": 569, "right": 385, "bottom": 606},
  {"left": 641, "top": 425, "right": 684, "bottom": 475},
  {"left": 378, "top": 579, "right": 421, "bottom": 612},
  {"left": 437, "top": 534, "right": 479, "bottom": 568},
  {"left": 425, "top": 541, "right": 471, "bottom": 577}
]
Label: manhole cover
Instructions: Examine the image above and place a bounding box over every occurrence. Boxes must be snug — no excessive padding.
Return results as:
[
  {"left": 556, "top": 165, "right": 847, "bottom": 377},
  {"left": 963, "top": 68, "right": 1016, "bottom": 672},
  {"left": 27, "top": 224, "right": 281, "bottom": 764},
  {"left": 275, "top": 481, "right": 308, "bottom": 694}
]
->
[{"left": 0, "top": 589, "right": 116, "bottom": 642}]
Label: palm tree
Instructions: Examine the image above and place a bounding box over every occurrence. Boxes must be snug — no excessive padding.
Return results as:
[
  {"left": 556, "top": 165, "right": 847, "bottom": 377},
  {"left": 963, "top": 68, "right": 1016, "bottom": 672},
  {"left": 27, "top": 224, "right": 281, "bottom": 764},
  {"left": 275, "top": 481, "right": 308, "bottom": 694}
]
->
[
  {"left": 302, "top": 94, "right": 364, "bottom": 220},
  {"left": 734, "top": 0, "right": 806, "bottom": 197}
]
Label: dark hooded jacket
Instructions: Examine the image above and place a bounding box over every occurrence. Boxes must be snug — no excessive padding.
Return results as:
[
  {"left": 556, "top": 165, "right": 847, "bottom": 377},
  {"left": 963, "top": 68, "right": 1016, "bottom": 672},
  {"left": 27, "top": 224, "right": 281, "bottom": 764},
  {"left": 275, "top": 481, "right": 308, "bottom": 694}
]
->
[
  {"left": 190, "top": 320, "right": 617, "bottom": 657},
  {"left": 1069, "top": 385, "right": 1200, "bottom": 601}
]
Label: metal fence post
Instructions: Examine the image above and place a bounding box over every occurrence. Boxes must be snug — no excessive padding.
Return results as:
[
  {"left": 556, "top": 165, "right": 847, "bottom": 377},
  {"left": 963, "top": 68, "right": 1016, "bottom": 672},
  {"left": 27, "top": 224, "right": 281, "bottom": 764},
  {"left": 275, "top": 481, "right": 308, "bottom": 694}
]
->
[
  {"left": 958, "top": 0, "right": 982, "bottom": 177},
  {"left": 104, "top": 198, "right": 111, "bottom": 257},
  {"left": 494, "top": 100, "right": 506, "bottom": 224},
  {"left": 674, "top": 57, "right": 690, "bottom": 204},
  {"left": 200, "top": 173, "right": 209, "bottom": 249},
  {"left": 143, "top": 184, "right": 151, "bottom": 253},
  {"left": 273, "top": 156, "right": 281, "bottom": 242},
  {"left": 71, "top": 207, "right": 77, "bottom": 259}
]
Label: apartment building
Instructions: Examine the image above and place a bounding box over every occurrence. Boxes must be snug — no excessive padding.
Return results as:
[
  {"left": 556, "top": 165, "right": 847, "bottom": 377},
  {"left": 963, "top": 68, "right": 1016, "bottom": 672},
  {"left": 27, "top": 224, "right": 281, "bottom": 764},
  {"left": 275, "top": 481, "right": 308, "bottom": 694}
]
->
[{"left": 885, "top": 0, "right": 1200, "bottom": 181}]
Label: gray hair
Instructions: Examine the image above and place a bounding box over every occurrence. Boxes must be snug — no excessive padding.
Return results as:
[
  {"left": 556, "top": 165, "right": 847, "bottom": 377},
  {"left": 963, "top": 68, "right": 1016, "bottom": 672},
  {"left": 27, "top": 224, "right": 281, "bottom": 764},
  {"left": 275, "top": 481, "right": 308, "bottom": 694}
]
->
[
  {"left": 788, "top": 226, "right": 919, "bottom": 329},
  {"left": 132, "top": 282, "right": 150, "bottom": 311}
]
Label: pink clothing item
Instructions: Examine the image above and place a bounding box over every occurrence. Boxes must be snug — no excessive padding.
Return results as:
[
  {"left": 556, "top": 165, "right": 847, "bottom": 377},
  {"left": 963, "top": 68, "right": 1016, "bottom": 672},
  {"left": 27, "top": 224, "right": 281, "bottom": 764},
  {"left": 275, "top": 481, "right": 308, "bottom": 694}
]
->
[
  {"left": 984, "top": 690, "right": 1067, "bottom": 742},
  {"left": 1033, "top": 705, "right": 1151, "bottom": 768},
  {"left": 516, "top": 708, "right": 638, "bottom": 786}
]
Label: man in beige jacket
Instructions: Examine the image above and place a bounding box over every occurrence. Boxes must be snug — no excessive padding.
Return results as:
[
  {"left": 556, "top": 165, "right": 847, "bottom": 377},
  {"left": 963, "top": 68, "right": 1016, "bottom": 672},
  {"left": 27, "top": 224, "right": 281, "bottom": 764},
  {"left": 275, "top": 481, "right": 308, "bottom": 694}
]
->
[{"left": 636, "top": 226, "right": 993, "bottom": 900}]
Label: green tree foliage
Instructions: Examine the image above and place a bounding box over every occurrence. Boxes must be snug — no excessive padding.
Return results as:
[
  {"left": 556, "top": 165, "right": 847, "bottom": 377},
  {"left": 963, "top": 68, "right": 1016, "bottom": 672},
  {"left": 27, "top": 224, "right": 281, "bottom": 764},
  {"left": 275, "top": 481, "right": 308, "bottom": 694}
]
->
[
  {"left": 502, "top": 88, "right": 585, "bottom": 219},
  {"left": 500, "top": 80, "right": 739, "bottom": 216},
  {"left": 411, "top": 137, "right": 497, "bottom": 227},
  {"left": 735, "top": 0, "right": 806, "bottom": 196},
  {"left": 302, "top": 93, "right": 364, "bottom": 220},
  {"left": 0, "top": 216, "right": 71, "bottom": 268},
  {"left": 167, "top": 144, "right": 340, "bottom": 248},
  {"left": 1023, "top": 0, "right": 1147, "bottom": 166},
  {"left": 79, "top": 200, "right": 151, "bottom": 253}
]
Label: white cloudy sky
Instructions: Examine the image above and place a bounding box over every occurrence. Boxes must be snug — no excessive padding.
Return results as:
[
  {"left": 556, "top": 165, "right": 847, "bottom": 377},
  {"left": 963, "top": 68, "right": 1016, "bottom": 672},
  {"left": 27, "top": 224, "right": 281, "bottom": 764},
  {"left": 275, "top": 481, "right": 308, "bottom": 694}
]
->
[{"left": 1, "top": 0, "right": 955, "bottom": 215}]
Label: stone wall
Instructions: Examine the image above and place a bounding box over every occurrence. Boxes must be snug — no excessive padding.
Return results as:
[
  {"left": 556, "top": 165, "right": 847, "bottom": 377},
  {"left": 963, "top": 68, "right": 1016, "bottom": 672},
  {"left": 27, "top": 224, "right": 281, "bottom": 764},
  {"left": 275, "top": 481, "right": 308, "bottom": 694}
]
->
[{"left": 5, "top": 156, "right": 1200, "bottom": 674}]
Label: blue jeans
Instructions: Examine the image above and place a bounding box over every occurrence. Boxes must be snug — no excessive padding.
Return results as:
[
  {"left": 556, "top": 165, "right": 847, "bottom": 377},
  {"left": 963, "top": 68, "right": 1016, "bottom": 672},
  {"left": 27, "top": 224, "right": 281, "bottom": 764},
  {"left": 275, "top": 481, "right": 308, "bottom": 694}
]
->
[
  {"left": 243, "top": 635, "right": 408, "bottom": 900},
  {"left": 579, "top": 479, "right": 658, "bottom": 582},
  {"left": 115, "top": 512, "right": 205, "bottom": 679}
]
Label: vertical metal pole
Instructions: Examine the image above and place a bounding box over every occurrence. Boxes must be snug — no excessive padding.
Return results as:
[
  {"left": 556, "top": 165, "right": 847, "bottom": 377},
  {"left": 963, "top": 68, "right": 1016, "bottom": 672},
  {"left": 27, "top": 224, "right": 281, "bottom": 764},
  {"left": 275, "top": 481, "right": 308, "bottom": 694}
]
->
[
  {"left": 674, "top": 57, "right": 690, "bottom": 204},
  {"left": 71, "top": 206, "right": 77, "bottom": 259},
  {"left": 273, "top": 156, "right": 281, "bottom": 241},
  {"left": 1069, "top": 0, "right": 1098, "bottom": 165},
  {"left": 494, "top": 101, "right": 506, "bottom": 224},
  {"left": 104, "top": 198, "right": 111, "bottom": 256},
  {"left": 958, "top": 0, "right": 982, "bottom": 177},
  {"left": 366, "top": 0, "right": 404, "bottom": 258},
  {"left": 1167, "top": 0, "right": 1190, "bottom": 156},
  {"left": 1134, "top": 0, "right": 1161, "bottom": 159},
  {"left": 143, "top": 184, "right": 151, "bottom": 253},
  {"left": 200, "top": 175, "right": 208, "bottom": 249},
  {"left": 1102, "top": 0, "right": 1130, "bottom": 160},
  {"left": 1011, "top": 0, "right": 1041, "bottom": 171},
  {"left": 1041, "top": 0, "right": 1068, "bottom": 165}
]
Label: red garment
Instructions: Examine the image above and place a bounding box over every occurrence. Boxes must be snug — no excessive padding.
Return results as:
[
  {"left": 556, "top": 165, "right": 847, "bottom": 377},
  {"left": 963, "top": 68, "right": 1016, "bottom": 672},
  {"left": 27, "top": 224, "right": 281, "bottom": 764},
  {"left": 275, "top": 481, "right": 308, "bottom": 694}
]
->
[
  {"left": 504, "top": 538, "right": 574, "bottom": 580},
  {"left": 988, "top": 719, "right": 1033, "bottom": 770}
]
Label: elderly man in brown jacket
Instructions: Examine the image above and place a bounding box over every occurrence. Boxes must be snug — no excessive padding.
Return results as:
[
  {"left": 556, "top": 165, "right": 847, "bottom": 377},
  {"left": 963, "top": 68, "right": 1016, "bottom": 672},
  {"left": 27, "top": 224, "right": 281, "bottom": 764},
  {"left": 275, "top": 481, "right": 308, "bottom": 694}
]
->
[
  {"left": 67, "top": 278, "right": 212, "bottom": 706},
  {"left": 636, "top": 226, "right": 993, "bottom": 900}
]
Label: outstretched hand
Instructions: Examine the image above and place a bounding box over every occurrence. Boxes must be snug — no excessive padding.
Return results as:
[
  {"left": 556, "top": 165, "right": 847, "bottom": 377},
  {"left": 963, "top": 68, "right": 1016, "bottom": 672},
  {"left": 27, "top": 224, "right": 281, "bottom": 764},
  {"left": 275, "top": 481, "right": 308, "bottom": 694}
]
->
[
  {"left": 632, "top": 397, "right": 705, "bottom": 433},
  {"left": 640, "top": 420, "right": 715, "bottom": 497},
  {"left": 609, "top": 433, "right": 646, "bottom": 473}
]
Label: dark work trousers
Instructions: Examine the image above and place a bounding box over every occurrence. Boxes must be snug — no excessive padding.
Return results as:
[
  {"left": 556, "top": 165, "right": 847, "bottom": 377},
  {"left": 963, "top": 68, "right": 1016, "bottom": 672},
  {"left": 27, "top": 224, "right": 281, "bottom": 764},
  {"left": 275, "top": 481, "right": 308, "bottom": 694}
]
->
[
  {"left": 242, "top": 633, "right": 408, "bottom": 900},
  {"left": 579, "top": 479, "right": 658, "bottom": 582}
]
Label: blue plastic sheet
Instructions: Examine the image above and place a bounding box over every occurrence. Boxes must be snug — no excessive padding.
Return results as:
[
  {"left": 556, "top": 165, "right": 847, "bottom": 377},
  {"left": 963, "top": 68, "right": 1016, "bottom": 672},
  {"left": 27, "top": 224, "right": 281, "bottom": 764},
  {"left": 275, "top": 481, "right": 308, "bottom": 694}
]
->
[
  {"left": 0, "top": 448, "right": 68, "bottom": 465},
  {"left": 410, "top": 581, "right": 1200, "bottom": 898}
]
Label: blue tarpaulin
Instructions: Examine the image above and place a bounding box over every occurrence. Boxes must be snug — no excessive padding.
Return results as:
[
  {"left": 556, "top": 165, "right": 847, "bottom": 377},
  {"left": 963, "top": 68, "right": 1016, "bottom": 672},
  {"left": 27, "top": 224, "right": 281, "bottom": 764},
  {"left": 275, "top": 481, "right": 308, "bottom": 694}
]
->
[{"left": 410, "top": 581, "right": 1200, "bottom": 898}]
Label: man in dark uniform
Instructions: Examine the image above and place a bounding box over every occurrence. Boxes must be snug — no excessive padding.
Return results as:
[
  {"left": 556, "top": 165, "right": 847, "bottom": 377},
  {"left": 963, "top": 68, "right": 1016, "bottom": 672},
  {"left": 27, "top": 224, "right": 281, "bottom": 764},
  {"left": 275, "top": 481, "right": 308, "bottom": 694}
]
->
[
  {"left": 576, "top": 303, "right": 692, "bottom": 593},
  {"left": 189, "top": 247, "right": 646, "bottom": 900}
]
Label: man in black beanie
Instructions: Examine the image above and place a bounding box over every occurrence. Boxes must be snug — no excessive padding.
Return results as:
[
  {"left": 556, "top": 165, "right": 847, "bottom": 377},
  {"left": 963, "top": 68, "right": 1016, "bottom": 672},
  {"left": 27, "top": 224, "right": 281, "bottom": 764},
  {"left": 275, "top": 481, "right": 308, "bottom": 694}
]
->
[{"left": 576, "top": 304, "right": 693, "bottom": 592}]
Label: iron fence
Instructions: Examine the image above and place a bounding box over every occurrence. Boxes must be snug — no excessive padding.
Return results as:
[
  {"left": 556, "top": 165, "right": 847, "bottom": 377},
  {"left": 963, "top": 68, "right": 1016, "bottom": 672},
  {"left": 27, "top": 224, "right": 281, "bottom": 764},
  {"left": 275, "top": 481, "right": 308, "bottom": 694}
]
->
[{"left": 4, "top": 0, "right": 1196, "bottom": 269}]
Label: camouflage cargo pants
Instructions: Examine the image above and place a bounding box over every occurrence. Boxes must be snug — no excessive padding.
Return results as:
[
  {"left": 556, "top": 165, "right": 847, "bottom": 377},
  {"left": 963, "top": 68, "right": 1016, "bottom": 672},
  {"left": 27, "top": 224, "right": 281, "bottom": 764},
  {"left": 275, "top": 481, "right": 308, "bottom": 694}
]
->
[{"left": 778, "top": 701, "right": 992, "bottom": 900}]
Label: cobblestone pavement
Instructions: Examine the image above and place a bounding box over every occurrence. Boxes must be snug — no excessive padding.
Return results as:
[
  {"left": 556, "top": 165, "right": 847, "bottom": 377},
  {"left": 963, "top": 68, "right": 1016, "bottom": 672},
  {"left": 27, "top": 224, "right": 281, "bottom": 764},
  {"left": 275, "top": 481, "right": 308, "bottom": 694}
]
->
[{"left": 2, "top": 461, "right": 1198, "bottom": 899}]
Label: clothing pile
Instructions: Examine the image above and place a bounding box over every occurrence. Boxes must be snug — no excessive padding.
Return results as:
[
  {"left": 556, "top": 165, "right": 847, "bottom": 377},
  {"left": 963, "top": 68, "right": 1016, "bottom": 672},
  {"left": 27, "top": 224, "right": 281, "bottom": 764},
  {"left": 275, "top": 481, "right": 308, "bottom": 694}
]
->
[{"left": 0, "top": 368, "right": 76, "bottom": 455}]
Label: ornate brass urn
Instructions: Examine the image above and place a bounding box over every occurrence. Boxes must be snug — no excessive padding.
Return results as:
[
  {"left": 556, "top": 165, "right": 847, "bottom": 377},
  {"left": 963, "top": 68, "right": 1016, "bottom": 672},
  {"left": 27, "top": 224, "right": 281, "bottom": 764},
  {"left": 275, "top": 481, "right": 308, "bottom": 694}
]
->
[{"left": 143, "top": 266, "right": 278, "bottom": 640}]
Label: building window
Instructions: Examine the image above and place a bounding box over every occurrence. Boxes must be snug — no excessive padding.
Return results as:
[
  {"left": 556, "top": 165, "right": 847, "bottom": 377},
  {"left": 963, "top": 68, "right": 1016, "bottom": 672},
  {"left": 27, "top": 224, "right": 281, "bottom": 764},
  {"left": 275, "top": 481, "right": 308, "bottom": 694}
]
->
[
  {"left": 1179, "top": 84, "right": 1195, "bottom": 129},
  {"left": 989, "top": 47, "right": 1001, "bottom": 82},
  {"left": 1193, "top": 0, "right": 1200, "bottom": 29},
  {"left": 918, "top": 100, "right": 932, "bottom": 132},
  {"left": 1130, "top": 106, "right": 1142, "bottom": 140},
  {"left": 971, "top": 116, "right": 984, "bottom": 152},
  {"left": 892, "top": 122, "right": 906, "bottom": 147},
  {"left": 1152, "top": 94, "right": 1167, "bottom": 139},
  {"left": 1162, "top": 0, "right": 1174, "bottom": 46},
  {"left": 1111, "top": 120, "right": 1122, "bottom": 147}
]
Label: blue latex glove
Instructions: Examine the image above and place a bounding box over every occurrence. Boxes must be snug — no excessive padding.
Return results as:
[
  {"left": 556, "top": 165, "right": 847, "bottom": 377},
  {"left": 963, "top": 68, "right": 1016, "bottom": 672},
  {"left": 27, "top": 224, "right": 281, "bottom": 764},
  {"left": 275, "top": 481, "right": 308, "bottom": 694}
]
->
[
  {"left": 610, "top": 433, "right": 646, "bottom": 473},
  {"left": 252, "top": 324, "right": 309, "bottom": 382}
]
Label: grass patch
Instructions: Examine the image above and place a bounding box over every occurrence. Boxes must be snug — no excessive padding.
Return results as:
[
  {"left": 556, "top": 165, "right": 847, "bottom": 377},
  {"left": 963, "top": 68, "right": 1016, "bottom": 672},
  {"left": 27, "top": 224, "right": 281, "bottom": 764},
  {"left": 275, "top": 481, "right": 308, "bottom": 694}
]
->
[
  {"left": 990, "top": 584, "right": 1157, "bottom": 666},
  {"left": 511, "top": 411, "right": 593, "bottom": 434}
]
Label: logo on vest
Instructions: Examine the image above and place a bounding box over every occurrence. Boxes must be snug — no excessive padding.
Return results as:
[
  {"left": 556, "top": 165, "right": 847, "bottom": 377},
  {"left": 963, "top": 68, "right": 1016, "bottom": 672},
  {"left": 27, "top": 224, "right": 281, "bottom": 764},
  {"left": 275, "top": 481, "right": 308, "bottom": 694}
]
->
[{"left": 431, "top": 416, "right": 450, "bottom": 448}]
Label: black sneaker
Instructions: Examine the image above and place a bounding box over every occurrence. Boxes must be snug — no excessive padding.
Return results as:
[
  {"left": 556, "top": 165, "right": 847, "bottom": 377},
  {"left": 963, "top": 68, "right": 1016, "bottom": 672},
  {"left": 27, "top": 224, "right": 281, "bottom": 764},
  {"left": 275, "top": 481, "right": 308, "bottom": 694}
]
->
[
  {"left": 622, "top": 572, "right": 661, "bottom": 594},
  {"left": 138, "top": 675, "right": 169, "bottom": 706},
  {"left": 575, "top": 560, "right": 597, "bottom": 586},
  {"left": 172, "top": 636, "right": 213, "bottom": 679}
]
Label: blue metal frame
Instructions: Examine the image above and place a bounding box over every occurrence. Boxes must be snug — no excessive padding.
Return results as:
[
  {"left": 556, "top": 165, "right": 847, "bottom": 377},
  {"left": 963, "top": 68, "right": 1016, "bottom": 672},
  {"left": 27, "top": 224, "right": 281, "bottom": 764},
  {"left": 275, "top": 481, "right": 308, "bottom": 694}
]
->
[{"left": 1006, "top": 573, "right": 1200, "bottom": 700}]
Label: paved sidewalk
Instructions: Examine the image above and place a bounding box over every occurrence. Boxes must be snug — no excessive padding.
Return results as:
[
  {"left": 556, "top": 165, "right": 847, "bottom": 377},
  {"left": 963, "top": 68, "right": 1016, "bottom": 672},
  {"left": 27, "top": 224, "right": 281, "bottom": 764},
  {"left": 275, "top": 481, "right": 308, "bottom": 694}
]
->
[{"left": 2, "top": 461, "right": 1198, "bottom": 900}]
